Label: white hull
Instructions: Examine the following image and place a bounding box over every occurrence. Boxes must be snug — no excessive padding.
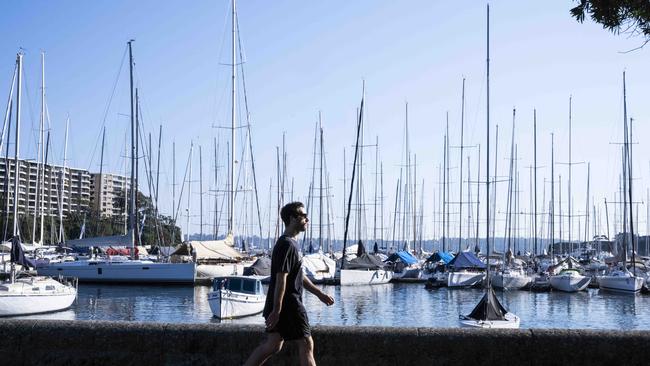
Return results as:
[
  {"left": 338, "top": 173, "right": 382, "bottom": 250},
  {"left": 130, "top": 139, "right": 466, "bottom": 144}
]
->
[
  {"left": 550, "top": 274, "right": 591, "bottom": 292},
  {"left": 207, "top": 290, "right": 265, "bottom": 319},
  {"left": 0, "top": 277, "right": 77, "bottom": 316},
  {"left": 339, "top": 269, "right": 392, "bottom": 286},
  {"left": 447, "top": 271, "right": 485, "bottom": 288},
  {"left": 598, "top": 274, "right": 644, "bottom": 293},
  {"left": 491, "top": 273, "right": 531, "bottom": 290},
  {"left": 459, "top": 312, "right": 520, "bottom": 329},
  {"left": 37, "top": 260, "right": 196, "bottom": 284},
  {"left": 196, "top": 263, "right": 246, "bottom": 278}
]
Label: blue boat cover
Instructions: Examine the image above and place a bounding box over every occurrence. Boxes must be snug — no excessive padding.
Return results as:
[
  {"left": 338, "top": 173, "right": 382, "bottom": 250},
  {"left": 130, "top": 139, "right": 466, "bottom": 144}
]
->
[
  {"left": 426, "top": 251, "right": 454, "bottom": 264},
  {"left": 386, "top": 251, "right": 418, "bottom": 265},
  {"left": 448, "top": 251, "right": 485, "bottom": 269}
]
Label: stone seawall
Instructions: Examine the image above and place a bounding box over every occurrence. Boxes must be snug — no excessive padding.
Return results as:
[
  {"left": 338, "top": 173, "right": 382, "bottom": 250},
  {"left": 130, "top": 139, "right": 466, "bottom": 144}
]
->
[{"left": 1, "top": 319, "right": 648, "bottom": 365}]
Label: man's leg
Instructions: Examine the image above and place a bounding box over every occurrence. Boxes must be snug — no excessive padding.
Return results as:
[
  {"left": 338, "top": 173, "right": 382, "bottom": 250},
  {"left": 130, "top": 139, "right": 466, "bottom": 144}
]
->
[
  {"left": 243, "top": 332, "right": 284, "bottom": 366},
  {"left": 297, "top": 335, "right": 316, "bottom": 366}
]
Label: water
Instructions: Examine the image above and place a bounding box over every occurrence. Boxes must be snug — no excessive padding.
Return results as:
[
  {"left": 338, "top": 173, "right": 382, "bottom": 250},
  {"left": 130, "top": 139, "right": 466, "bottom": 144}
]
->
[{"left": 15, "top": 283, "right": 650, "bottom": 329}]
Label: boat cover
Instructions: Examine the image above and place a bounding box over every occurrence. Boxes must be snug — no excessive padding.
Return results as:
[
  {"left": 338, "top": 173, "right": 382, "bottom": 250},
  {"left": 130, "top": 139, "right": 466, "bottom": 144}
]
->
[
  {"left": 386, "top": 251, "right": 418, "bottom": 266},
  {"left": 64, "top": 230, "right": 134, "bottom": 248},
  {"left": 373, "top": 242, "right": 379, "bottom": 254},
  {"left": 10, "top": 237, "right": 35, "bottom": 269},
  {"left": 448, "top": 251, "right": 486, "bottom": 269},
  {"left": 243, "top": 257, "right": 271, "bottom": 276},
  {"left": 426, "top": 251, "right": 454, "bottom": 264},
  {"left": 172, "top": 234, "right": 242, "bottom": 260},
  {"left": 466, "top": 287, "right": 508, "bottom": 321},
  {"left": 303, "top": 252, "right": 336, "bottom": 275},
  {"left": 344, "top": 253, "right": 385, "bottom": 270}
]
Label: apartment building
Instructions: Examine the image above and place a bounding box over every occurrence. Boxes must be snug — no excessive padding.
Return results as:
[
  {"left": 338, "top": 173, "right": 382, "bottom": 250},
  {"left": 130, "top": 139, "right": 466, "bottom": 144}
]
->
[
  {"left": 0, "top": 157, "right": 91, "bottom": 217},
  {"left": 90, "top": 173, "right": 130, "bottom": 218}
]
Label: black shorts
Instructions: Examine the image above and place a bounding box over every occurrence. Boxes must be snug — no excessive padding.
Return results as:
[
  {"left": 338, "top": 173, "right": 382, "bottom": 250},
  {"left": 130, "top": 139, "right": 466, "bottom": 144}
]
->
[{"left": 266, "top": 306, "right": 311, "bottom": 341}]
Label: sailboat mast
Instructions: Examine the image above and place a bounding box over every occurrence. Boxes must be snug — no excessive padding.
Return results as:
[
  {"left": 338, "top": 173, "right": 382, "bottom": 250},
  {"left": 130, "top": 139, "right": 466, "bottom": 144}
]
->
[
  {"left": 229, "top": 0, "right": 236, "bottom": 235},
  {"left": 568, "top": 96, "right": 573, "bottom": 251},
  {"left": 413, "top": 154, "right": 417, "bottom": 251},
  {"left": 533, "top": 110, "right": 538, "bottom": 255},
  {"left": 485, "top": 3, "right": 491, "bottom": 281},
  {"left": 172, "top": 141, "right": 176, "bottom": 240},
  {"left": 59, "top": 118, "right": 69, "bottom": 243},
  {"left": 551, "top": 134, "right": 555, "bottom": 256},
  {"left": 38, "top": 51, "right": 46, "bottom": 244},
  {"left": 199, "top": 145, "right": 203, "bottom": 239},
  {"left": 342, "top": 84, "right": 365, "bottom": 262},
  {"left": 624, "top": 72, "right": 635, "bottom": 273},
  {"left": 128, "top": 40, "right": 136, "bottom": 250},
  {"left": 458, "top": 77, "right": 465, "bottom": 253},
  {"left": 373, "top": 135, "right": 378, "bottom": 244},
  {"left": 13, "top": 52, "right": 23, "bottom": 238},
  {"left": 475, "top": 145, "right": 481, "bottom": 248},
  {"left": 319, "top": 114, "right": 324, "bottom": 250},
  {"left": 97, "top": 126, "right": 105, "bottom": 235},
  {"left": 186, "top": 143, "right": 193, "bottom": 242}
]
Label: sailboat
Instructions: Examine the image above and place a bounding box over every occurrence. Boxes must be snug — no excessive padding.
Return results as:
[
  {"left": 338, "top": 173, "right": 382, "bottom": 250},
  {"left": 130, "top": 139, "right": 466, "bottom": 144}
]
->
[
  {"left": 0, "top": 237, "right": 77, "bottom": 316},
  {"left": 0, "top": 52, "right": 77, "bottom": 317},
  {"left": 301, "top": 114, "right": 336, "bottom": 283},
  {"left": 597, "top": 72, "right": 643, "bottom": 293},
  {"left": 36, "top": 42, "right": 195, "bottom": 284},
  {"left": 459, "top": 4, "right": 520, "bottom": 328},
  {"left": 337, "top": 84, "right": 392, "bottom": 286}
]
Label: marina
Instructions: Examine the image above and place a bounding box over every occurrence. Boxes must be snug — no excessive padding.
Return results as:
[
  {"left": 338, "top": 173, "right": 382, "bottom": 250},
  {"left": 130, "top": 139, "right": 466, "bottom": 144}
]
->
[{"left": 0, "top": 0, "right": 650, "bottom": 345}]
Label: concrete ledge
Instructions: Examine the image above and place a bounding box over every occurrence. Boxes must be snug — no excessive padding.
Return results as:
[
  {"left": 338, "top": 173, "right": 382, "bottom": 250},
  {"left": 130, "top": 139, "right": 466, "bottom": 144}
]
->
[{"left": 0, "top": 319, "right": 648, "bottom": 365}]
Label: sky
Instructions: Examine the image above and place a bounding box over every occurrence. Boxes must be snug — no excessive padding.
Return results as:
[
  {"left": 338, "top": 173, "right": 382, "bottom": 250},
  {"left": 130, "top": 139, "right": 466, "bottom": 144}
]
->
[{"left": 1, "top": 1, "right": 649, "bottom": 246}]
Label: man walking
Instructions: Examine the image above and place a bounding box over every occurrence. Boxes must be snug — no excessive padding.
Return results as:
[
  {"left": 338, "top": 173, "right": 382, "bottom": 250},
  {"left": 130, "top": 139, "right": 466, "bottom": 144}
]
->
[{"left": 244, "top": 202, "right": 334, "bottom": 366}]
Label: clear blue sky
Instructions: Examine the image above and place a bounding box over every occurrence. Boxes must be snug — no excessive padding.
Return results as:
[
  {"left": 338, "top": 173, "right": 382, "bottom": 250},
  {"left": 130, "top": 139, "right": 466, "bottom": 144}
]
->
[{"left": 1, "top": 1, "right": 649, "bottom": 244}]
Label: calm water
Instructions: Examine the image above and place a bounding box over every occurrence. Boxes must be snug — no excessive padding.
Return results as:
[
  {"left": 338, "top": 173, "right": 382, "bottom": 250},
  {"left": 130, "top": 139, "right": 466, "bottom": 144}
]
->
[{"left": 14, "top": 283, "right": 650, "bottom": 329}]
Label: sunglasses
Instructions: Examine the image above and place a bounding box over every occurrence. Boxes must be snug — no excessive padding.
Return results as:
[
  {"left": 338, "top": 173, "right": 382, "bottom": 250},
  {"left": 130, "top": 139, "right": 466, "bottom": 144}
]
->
[{"left": 294, "top": 212, "right": 308, "bottom": 219}]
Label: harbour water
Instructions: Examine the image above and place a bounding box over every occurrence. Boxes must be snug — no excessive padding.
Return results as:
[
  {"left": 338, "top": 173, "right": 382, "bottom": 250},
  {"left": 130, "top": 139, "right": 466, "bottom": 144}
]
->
[{"left": 14, "top": 283, "right": 650, "bottom": 329}]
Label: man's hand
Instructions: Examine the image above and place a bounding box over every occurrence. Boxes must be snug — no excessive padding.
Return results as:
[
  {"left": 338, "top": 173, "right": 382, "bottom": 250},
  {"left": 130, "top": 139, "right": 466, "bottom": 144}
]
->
[
  {"left": 317, "top": 291, "right": 334, "bottom": 306},
  {"left": 265, "top": 310, "right": 280, "bottom": 330}
]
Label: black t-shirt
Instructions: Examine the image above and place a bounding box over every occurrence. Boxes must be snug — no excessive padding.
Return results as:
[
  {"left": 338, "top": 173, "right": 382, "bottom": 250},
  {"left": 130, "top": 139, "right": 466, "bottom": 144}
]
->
[{"left": 263, "top": 235, "right": 304, "bottom": 317}]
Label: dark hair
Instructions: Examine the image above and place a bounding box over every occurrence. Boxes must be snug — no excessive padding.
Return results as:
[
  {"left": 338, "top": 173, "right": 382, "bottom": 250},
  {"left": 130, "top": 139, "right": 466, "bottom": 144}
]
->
[{"left": 280, "top": 201, "right": 304, "bottom": 226}]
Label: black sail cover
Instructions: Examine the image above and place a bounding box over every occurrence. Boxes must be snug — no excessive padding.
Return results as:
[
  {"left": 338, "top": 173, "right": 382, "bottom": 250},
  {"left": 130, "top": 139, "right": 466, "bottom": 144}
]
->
[
  {"left": 344, "top": 253, "right": 385, "bottom": 270},
  {"left": 466, "top": 287, "right": 508, "bottom": 321},
  {"left": 243, "top": 257, "right": 271, "bottom": 276},
  {"left": 10, "top": 236, "right": 34, "bottom": 269}
]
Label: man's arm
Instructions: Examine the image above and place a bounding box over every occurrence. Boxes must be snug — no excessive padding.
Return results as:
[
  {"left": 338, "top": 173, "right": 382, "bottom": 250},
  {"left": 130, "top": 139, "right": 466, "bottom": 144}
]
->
[
  {"left": 303, "top": 276, "right": 334, "bottom": 306},
  {"left": 265, "top": 273, "right": 287, "bottom": 329}
]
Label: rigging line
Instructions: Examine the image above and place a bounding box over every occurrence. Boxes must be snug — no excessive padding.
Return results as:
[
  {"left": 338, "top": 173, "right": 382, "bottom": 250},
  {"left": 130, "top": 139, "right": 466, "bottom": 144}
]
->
[
  {"left": 210, "top": 0, "right": 234, "bottom": 123},
  {"left": 0, "top": 64, "right": 17, "bottom": 154},
  {"left": 86, "top": 45, "right": 128, "bottom": 171},
  {"left": 236, "top": 14, "right": 264, "bottom": 240},
  {"left": 173, "top": 146, "right": 192, "bottom": 224},
  {"left": 21, "top": 63, "right": 40, "bottom": 160}
]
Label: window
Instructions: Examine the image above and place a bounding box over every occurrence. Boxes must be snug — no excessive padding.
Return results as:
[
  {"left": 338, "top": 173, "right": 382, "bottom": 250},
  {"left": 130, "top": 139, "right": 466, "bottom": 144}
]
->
[
  {"left": 242, "top": 279, "right": 256, "bottom": 294},
  {"left": 228, "top": 278, "right": 243, "bottom": 291}
]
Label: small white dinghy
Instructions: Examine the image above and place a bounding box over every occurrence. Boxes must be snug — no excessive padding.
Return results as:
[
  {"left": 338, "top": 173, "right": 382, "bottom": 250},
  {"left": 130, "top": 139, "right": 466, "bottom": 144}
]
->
[
  {"left": 208, "top": 276, "right": 266, "bottom": 319},
  {"left": 459, "top": 287, "right": 520, "bottom": 329},
  {"left": 0, "top": 237, "right": 77, "bottom": 317}
]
